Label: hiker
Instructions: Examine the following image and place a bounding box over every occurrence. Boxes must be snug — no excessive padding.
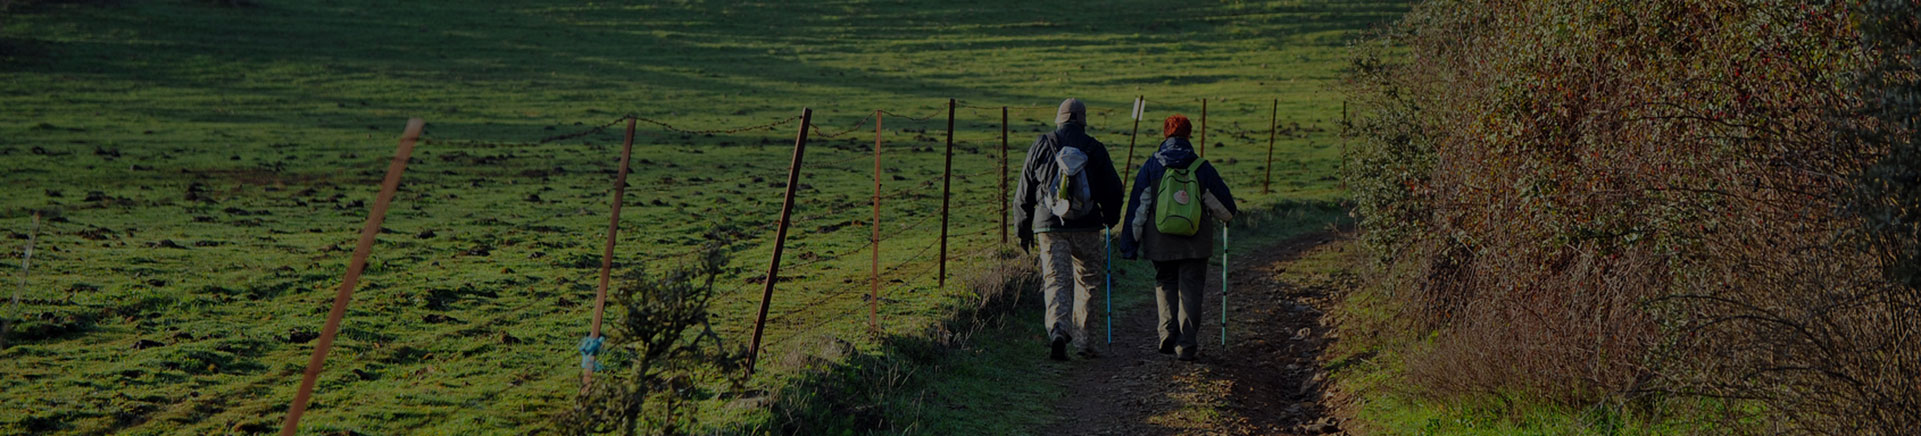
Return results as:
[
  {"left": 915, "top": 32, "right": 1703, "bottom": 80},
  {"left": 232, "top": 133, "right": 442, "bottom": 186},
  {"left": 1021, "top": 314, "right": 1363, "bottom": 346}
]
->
[
  {"left": 1013, "top": 98, "right": 1126, "bottom": 361},
  {"left": 1119, "top": 114, "right": 1238, "bottom": 361}
]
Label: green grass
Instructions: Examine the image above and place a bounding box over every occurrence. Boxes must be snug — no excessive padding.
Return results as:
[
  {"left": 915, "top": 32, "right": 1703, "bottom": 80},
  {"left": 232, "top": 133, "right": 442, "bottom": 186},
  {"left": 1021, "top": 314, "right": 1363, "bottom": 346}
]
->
[{"left": 0, "top": 0, "right": 1406, "bottom": 433}]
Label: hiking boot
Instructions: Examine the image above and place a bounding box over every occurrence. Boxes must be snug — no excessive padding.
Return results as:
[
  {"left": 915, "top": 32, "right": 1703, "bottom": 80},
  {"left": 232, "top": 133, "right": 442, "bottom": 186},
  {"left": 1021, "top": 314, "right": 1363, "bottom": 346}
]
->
[
  {"left": 1050, "top": 336, "right": 1069, "bottom": 361},
  {"left": 1157, "top": 339, "right": 1176, "bottom": 355}
]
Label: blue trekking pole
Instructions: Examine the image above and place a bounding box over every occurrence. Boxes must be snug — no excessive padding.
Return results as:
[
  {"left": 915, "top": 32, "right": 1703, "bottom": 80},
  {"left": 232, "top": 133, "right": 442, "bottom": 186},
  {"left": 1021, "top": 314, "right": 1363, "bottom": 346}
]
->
[
  {"left": 1221, "top": 225, "right": 1228, "bottom": 346},
  {"left": 1104, "top": 228, "right": 1113, "bottom": 344}
]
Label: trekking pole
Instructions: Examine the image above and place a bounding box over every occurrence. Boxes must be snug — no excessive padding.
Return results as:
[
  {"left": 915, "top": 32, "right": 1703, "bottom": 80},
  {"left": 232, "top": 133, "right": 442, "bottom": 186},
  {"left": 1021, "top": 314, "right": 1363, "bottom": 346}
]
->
[
  {"left": 1104, "top": 228, "right": 1113, "bottom": 345},
  {"left": 1221, "top": 224, "right": 1228, "bottom": 346}
]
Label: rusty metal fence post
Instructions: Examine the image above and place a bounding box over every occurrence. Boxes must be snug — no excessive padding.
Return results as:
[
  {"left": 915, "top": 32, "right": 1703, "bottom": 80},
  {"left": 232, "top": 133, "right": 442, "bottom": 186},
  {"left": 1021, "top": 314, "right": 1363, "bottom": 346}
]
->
[
  {"left": 1264, "top": 99, "right": 1277, "bottom": 195},
  {"left": 999, "top": 106, "right": 1009, "bottom": 247},
  {"left": 938, "top": 99, "right": 954, "bottom": 288},
  {"left": 746, "top": 108, "right": 813, "bottom": 375},
  {"left": 281, "top": 118, "right": 424, "bottom": 436}
]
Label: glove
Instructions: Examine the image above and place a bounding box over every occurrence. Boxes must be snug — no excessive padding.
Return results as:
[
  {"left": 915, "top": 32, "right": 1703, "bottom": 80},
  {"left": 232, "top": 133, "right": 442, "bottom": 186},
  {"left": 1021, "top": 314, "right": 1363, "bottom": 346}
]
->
[{"left": 1017, "top": 227, "right": 1035, "bottom": 254}]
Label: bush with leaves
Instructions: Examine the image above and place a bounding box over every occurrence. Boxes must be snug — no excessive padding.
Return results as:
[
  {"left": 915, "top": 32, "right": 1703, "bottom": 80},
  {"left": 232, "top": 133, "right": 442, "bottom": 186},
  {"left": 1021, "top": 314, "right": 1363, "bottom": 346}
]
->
[
  {"left": 556, "top": 232, "right": 749, "bottom": 436},
  {"left": 1344, "top": 0, "right": 1918, "bottom": 433}
]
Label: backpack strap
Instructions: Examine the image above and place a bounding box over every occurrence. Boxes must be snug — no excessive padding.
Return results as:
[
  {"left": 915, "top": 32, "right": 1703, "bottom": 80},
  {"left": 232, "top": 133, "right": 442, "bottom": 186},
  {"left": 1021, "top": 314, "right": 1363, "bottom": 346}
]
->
[{"left": 1039, "top": 132, "right": 1064, "bottom": 153}]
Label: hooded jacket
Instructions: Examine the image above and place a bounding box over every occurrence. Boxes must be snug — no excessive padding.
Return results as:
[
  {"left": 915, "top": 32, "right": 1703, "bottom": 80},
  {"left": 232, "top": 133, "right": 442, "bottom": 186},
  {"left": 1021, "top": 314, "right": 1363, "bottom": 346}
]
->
[
  {"left": 1119, "top": 136, "right": 1238, "bottom": 261},
  {"left": 1013, "top": 121, "right": 1125, "bottom": 238}
]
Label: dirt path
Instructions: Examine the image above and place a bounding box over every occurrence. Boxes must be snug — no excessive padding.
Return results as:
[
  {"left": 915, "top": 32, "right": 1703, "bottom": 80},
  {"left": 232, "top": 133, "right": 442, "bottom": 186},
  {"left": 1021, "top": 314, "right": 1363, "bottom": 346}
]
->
[{"left": 1044, "top": 232, "right": 1351, "bottom": 436}]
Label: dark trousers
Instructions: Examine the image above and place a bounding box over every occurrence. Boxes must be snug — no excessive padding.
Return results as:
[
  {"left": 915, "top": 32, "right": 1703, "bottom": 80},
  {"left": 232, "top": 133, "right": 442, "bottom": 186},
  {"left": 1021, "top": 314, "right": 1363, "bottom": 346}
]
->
[{"left": 1153, "top": 258, "right": 1206, "bottom": 358}]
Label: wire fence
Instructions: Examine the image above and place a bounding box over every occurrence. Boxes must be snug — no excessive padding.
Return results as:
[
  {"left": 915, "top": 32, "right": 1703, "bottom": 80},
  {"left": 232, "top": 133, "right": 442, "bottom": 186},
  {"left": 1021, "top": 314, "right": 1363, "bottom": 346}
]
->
[
  {"left": 402, "top": 99, "right": 1277, "bottom": 347},
  {"left": 266, "top": 94, "right": 1317, "bottom": 433}
]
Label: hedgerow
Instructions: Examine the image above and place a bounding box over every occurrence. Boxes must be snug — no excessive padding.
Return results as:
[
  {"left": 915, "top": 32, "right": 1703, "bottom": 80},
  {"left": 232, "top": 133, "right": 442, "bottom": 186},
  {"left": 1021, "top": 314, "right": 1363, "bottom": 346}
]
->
[{"left": 1344, "top": 1, "right": 1919, "bottom": 433}]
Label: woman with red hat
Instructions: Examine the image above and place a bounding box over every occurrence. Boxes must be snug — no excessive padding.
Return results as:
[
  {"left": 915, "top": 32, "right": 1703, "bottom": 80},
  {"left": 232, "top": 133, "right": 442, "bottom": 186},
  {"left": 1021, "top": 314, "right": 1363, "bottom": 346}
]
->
[{"left": 1118, "top": 114, "right": 1238, "bottom": 361}]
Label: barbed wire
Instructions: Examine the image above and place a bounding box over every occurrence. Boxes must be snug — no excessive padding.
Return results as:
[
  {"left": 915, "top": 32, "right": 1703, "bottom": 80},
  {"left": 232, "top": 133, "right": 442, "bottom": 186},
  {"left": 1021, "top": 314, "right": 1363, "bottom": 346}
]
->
[
  {"left": 956, "top": 101, "right": 1121, "bottom": 116},
  {"left": 614, "top": 147, "right": 886, "bottom": 194},
  {"left": 418, "top": 97, "right": 1304, "bottom": 151},
  {"left": 878, "top": 108, "right": 948, "bottom": 123},
  {"left": 624, "top": 191, "right": 868, "bottom": 266},
  {"left": 539, "top": 117, "right": 630, "bottom": 143},
  {"left": 807, "top": 113, "right": 877, "bottom": 139},
  {"left": 881, "top": 235, "right": 944, "bottom": 276},
  {"left": 764, "top": 281, "right": 867, "bottom": 326},
  {"left": 614, "top": 173, "right": 944, "bottom": 279},
  {"left": 956, "top": 101, "right": 1054, "bottom": 112},
  {"left": 778, "top": 202, "right": 942, "bottom": 271},
  {"left": 881, "top": 260, "right": 940, "bottom": 300},
  {"left": 419, "top": 117, "right": 630, "bottom": 148},
  {"left": 758, "top": 191, "right": 977, "bottom": 324},
  {"left": 765, "top": 301, "right": 864, "bottom": 349},
  {"left": 764, "top": 235, "right": 942, "bottom": 328},
  {"left": 418, "top": 113, "right": 809, "bottom": 149},
  {"left": 634, "top": 114, "right": 804, "bottom": 136},
  {"left": 762, "top": 236, "right": 940, "bottom": 328}
]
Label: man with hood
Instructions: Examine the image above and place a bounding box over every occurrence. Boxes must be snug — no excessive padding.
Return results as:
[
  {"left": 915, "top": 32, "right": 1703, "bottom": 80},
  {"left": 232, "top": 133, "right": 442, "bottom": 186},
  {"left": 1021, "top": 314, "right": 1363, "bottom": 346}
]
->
[
  {"left": 1119, "top": 114, "right": 1238, "bottom": 361},
  {"left": 1013, "top": 98, "right": 1126, "bottom": 361}
]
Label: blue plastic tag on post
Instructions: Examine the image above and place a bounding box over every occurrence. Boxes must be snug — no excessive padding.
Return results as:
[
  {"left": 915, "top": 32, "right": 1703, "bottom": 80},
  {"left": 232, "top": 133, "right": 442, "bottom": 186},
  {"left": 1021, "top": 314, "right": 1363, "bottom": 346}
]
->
[{"left": 579, "top": 336, "right": 605, "bottom": 371}]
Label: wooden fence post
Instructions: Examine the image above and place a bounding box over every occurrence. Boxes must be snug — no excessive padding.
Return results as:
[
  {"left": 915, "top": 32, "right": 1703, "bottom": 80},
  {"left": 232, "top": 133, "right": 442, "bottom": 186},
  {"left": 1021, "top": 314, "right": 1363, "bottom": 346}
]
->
[
  {"left": 1264, "top": 99, "right": 1277, "bottom": 195},
  {"left": 582, "top": 117, "right": 637, "bottom": 387},
  {"left": 1125, "top": 96, "right": 1143, "bottom": 188},
  {"left": 938, "top": 99, "right": 954, "bottom": 288},
  {"left": 746, "top": 108, "right": 812, "bottom": 375},
  {"left": 281, "top": 118, "right": 424, "bottom": 436},
  {"left": 999, "top": 106, "right": 1009, "bottom": 247}
]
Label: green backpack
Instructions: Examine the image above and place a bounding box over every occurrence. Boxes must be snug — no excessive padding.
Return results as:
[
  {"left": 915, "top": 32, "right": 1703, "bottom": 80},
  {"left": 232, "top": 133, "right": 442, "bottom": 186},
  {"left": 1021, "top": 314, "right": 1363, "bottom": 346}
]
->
[{"left": 1154, "top": 164, "right": 1205, "bottom": 236}]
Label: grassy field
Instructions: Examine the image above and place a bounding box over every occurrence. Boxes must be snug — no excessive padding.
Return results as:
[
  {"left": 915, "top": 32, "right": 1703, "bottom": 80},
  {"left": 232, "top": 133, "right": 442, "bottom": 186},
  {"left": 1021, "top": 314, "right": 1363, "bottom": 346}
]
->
[{"left": 0, "top": 0, "right": 1404, "bottom": 433}]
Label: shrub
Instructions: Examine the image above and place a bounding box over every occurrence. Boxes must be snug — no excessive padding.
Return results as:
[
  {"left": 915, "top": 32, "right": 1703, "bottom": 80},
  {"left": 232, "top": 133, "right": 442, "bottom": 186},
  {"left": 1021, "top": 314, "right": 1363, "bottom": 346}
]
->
[
  {"left": 556, "top": 234, "right": 748, "bottom": 436},
  {"left": 1344, "top": 0, "right": 1919, "bottom": 433}
]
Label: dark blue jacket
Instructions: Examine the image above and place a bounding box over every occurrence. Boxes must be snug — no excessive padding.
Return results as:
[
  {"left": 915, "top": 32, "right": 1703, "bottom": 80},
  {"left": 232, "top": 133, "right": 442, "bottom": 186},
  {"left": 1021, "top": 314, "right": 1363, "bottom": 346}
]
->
[
  {"left": 1119, "top": 137, "right": 1238, "bottom": 260},
  {"left": 1013, "top": 122, "right": 1125, "bottom": 239}
]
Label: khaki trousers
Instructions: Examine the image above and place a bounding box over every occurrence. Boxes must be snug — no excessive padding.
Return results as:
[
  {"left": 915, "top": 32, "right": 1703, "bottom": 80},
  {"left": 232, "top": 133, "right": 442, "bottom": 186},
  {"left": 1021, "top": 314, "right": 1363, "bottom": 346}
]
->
[{"left": 1038, "top": 231, "right": 1104, "bottom": 352}]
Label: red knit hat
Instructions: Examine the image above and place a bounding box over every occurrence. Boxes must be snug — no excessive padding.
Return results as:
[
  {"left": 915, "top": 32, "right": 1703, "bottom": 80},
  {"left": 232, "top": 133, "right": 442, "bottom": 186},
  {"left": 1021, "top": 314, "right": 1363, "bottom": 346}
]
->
[{"left": 1163, "top": 114, "right": 1192, "bottom": 138}]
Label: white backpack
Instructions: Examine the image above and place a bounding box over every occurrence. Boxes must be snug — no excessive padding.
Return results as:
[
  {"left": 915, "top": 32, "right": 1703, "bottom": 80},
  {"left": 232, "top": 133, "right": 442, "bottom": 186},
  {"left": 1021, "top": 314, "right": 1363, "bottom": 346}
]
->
[{"left": 1047, "top": 146, "right": 1096, "bottom": 223}]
